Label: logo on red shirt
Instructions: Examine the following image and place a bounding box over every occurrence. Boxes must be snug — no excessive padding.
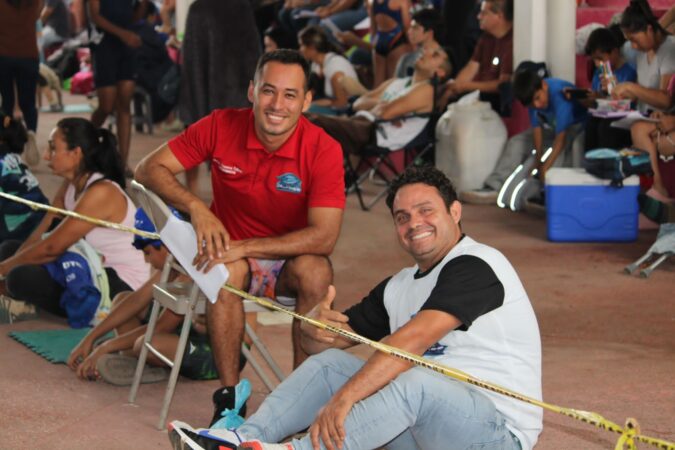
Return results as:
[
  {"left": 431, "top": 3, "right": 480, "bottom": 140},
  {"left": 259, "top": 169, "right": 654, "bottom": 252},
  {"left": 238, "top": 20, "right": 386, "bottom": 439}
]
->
[{"left": 276, "top": 173, "right": 302, "bottom": 194}]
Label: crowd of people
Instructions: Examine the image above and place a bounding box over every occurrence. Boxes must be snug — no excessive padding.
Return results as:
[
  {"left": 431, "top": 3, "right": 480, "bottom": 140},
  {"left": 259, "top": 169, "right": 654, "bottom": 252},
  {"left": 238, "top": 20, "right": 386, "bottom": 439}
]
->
[{"left": 0, "top": 0, "right": 673, "bottom": 449}]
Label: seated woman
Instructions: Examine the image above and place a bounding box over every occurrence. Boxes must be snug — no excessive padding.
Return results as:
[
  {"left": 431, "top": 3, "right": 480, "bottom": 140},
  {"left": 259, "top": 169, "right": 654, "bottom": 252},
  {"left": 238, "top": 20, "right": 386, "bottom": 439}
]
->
[
  {"left": 0, "top": 118, "right": 150, "bottom": 323},
  {"left": 0, "top": 113, "right": 48, "bottom": 243},
  {"left": 299, "top": 25, "right": 365, "bottom": 112},
  {"left": 369, "top": 0, "right": 411, "bottom": 87},
  {"left": 613, "top": 0, "right": 675, "bottom": 114}
]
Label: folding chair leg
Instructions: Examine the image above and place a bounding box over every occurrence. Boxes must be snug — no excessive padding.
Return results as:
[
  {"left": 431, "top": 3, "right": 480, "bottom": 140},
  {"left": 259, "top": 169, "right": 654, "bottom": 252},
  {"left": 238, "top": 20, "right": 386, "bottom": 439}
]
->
[
  {"left": 639, "top": 253, "right": 670, "bottom": 278},
  {"left": 625, "top": 251, "right": 652, "bottom": 274},
  {"left": 156, "top": 285, "right": 200, "bottom": 430},
  {"left": 245, "top": 322, "right": 285, "bottom": 382},
  {"left": 129, "top": 299, "right": 162, "bottom": 403},
  {"left": 241, "top": 343, "right": 277, "bottom": 392}
]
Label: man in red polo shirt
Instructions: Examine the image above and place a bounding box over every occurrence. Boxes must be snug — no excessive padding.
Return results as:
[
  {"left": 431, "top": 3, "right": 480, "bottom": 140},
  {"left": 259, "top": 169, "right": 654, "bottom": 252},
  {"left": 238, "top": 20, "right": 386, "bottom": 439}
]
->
[{"left": 135, "top": 49, "right": 345, "bottom": 425}]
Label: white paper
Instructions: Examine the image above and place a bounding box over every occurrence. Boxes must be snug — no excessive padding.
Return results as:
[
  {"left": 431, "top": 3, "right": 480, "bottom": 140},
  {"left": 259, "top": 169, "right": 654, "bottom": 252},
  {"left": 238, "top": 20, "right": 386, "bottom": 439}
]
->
[
  {"left": 159, "top": 215, "right": 230, "bottom": 303},
  {"left": 609, "top": 110, "right": 658, "bottom": 130}
]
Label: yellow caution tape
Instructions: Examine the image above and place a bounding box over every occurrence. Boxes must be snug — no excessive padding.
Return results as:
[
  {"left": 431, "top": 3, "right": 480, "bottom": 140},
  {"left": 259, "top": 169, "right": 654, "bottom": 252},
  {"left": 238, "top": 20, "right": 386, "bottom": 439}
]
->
[{"left": 2, "top": 191, "right": 673, "bottom": 450}]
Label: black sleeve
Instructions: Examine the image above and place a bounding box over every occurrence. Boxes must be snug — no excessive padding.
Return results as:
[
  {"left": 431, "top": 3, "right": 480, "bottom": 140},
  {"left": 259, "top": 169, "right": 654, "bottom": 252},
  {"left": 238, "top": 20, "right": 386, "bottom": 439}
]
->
[
  {"left": 421, "top": 255, "right": 504, "bottom": 330},
  {"left": 343, "top": 277, "right": 391, "bottom": 341}
]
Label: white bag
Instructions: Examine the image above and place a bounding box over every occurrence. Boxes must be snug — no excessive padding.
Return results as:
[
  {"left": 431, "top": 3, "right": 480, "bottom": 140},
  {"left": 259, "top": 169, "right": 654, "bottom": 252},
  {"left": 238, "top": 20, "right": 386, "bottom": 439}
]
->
[{"left": 435, "top": 98, "right": 507, "bottom": 192}]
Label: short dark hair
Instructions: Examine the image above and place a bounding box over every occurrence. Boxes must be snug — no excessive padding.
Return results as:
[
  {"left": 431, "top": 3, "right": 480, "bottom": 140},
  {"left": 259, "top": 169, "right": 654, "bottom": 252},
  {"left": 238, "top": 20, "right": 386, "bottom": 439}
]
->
[
  {"left": 485, "top": 0, "right": 513, "bottom": 22},
  {"left": 254, "top": 49, "right": 311, "bottom": 91},
  {"left": 513, "top": 69, "right": 543, "bottom": 106},
  {"left": 264, "top": 25, "right": 296, "bottom": 50},
  {"left": 386, "top": 166, "right": 458, "bottom": 212},
  {"left": 299, "top": 25, "right": 337, "bottom": 54},
  {"left": 584, "top": 26, "right": 624, "bottom": 55},
  {"left": 620, "top": 0, "right": 667, "bottom": 35},
  {"left": 412, "top": 8, "right": 442, "bottom": 39},
  {"left": 0, "top": 111, "right": 28, "bottom": 155}
]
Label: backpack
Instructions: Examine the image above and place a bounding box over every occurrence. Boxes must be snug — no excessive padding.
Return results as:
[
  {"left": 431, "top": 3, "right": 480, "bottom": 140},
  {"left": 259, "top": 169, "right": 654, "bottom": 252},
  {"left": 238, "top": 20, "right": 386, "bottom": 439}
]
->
[{"left": 583, "top": 148, "right": 652, "bottom": 187}]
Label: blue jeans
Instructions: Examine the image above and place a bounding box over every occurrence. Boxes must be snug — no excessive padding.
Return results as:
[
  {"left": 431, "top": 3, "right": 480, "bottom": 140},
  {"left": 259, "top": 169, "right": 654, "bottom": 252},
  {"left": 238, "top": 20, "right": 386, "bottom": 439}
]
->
[
  {"left": 309, "top": 7, "right": 368, "bottom": 49},
  {"left": 239, "top": 349, "right": 522, "bottom": 450}
]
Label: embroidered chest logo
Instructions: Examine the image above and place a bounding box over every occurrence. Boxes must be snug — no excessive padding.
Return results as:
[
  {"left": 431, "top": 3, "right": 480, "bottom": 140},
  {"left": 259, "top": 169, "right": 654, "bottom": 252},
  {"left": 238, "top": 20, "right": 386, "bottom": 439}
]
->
[
  {"left": 276, "top": 173, "right": 302, "bottom": 194},
  {"left": 212, "top": 159, "right": 243, "bottom": 175}
]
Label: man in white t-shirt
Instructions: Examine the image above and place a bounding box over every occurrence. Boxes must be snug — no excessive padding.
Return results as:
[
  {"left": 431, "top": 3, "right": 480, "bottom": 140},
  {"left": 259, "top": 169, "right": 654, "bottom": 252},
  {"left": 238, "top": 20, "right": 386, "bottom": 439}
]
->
[{"left": 168, "top": 166, "right": 543, "bottom": 450}]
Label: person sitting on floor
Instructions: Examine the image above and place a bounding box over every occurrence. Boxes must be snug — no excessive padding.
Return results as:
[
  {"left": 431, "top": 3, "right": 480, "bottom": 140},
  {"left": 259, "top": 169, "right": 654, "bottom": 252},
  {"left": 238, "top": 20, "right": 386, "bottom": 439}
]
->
[
  {"left": 462, "top": 67, "right": 588, "bottom": 204},
  {"left": 168, "top": 166, "right": 543, "bottom": 450},
  {"left": 308, "top": 44, "right": 451, "bottom": 156},
  {"left": 67, "top": 207, "right": 221, "bottom": 386},
  {"left": 0, "top": 112, "right": 48, "bottom": 243},
  {"left": 0, "top": 118, "right": 150, "bottom": 325},
  {"left": 441, "top": 0, "right": 514, "bottom": 115}
]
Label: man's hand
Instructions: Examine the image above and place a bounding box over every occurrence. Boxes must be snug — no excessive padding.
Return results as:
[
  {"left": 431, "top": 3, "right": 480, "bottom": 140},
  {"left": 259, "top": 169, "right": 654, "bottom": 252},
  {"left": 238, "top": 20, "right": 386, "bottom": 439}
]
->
[
  {"left": 190, "top": 202, "right": 230, "bottom": 269},
  {"left": 310, "top": 391, "right": 355, "bottom": 450},
  {"left": 198, "top": 240, "right": 248, "bottom": 273},
  {"left": 121, "top": 30, "right": 142, "bottom": 48},
  {"left": 67, "top": 337, "right": 94, "bottom": 370},
  {"left": 301, "top": 286, "right": 349, "bottom": 344}
]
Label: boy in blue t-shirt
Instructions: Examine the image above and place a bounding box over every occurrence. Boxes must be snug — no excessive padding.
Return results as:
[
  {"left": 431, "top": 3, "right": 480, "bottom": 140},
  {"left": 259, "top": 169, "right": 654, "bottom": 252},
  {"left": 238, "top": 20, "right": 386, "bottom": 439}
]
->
[
  {"left": 462, "top": 70, "right": 588, "bottom": 204},
  {"left": 515, "top": 72, "right": 588, "bottom": 182}
]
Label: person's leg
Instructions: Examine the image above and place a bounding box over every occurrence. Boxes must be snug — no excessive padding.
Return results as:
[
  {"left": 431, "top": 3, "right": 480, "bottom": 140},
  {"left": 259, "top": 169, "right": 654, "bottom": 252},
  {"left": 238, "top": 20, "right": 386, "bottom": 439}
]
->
[
  {"left": 5, "top": 264, "right": 65, "bottom": 317},
  {"left": 275, "top": 255, "right": 333, "bottom": 368},
  {"left": 373, "top": 51, "right": 388, "bottom": 89},
  {"left": 208, "top": 259, "right": 251, "bottom": 387},
  {"left": 0, "top": 57, "right": 17, "bottom": 118},
  {"left": 386, "top": 44, "right": 410, "bottom": 80},
  {"left": 114, "top": 79, "right": 135, "bottom": 168},
  {"left": 632, "top": 121, "right": 668, "bottom": 197},
  {"left": 483, "top": 128, "right": 535, "bottom": 191},
  {"left": 91, "top": 85, "right": 117, "bottom": 127},
  {"left": 238, "top": 349, "right": 364, "bottom": 443},
  {"left": 289, "top": 367, "right": 521, "bottom": 450},
  {"left": 109, "top": 291, "right": 143, "bottom": 336},
  {"left": 306, "top": 114, "right": 374, "bottom": 156},
  {"left": 14, "top": 58, "right": 39, "bottom": 131}
]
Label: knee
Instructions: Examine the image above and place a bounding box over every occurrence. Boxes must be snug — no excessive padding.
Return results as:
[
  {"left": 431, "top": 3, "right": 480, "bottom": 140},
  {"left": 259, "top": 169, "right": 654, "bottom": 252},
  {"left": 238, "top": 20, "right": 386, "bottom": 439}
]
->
[
  {"left": 225, "top": 259, "right": 250, "bottom": 287},
  {"left": 132, "top": 334, "right": 144, "bottom": 355},
  {"left": 284, "top": 255, "right": 333, "bottom": 302}
]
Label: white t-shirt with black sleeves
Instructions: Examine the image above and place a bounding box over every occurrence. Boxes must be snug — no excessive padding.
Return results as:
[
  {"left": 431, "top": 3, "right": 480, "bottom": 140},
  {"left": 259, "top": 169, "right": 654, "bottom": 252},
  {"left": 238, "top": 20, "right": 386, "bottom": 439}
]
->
[{"left": 344, "top": 235, "right": 543, "bottom": 450}]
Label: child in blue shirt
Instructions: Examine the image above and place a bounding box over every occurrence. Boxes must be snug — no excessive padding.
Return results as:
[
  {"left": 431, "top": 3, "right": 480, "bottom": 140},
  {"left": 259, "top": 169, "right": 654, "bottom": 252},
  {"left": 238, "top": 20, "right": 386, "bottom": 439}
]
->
[
  {"left": 583, "top": 26, "right": 638, "bottom": 150},
  {"left": 514, "top": 71, "right": 588, "bottom": 183},
  {"left": 462, "top": 69, "right": 588, "bottom": 204}
]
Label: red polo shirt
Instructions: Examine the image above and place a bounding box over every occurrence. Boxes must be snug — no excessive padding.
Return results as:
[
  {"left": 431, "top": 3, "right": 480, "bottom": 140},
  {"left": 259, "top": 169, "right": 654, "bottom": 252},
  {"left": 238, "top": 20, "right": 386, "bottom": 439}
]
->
[{"left": 168, "top": 108, "right": 345, "bottom": 240}]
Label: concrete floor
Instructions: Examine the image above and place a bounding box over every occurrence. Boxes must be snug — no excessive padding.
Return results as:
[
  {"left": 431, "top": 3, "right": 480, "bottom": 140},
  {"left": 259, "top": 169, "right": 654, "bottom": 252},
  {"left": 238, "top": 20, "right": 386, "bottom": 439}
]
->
[{"left": 0, "top": 93, "right": 673, "bottom": 449}]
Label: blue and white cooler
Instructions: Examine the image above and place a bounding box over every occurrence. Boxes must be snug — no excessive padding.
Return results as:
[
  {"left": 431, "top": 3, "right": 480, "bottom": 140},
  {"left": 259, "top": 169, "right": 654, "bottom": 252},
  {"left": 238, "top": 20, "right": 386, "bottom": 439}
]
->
[{"left": 546, "top": 168, "right": 640, "bottom": 242}]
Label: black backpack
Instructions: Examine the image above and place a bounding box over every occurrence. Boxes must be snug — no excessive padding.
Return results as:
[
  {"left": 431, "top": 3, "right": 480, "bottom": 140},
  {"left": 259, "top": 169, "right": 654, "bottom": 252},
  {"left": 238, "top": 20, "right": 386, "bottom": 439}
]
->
[{"left": 583, "top": 148, "right": 652, "bottom": 187}]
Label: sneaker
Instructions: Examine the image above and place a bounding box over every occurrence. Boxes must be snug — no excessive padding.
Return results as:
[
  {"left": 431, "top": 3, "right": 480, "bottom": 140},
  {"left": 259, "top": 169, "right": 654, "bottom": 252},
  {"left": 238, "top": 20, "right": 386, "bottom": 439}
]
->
[
  {"left": 24, "top": 130, "right": 40, "bottom": 167},
  {"left": 211, "top": 379, "right": 251, "bottom": 427},
  {"left": 168, "top": 420, "right": 245, "bottom": 450},
  {"left": 237, "top": 441, "right": 293, "bottom": 450},
  {"left": 0, "top": 295, "right": 37, "bottom": 324},
  {"left": 460, "top": 187, "right": 499, "bottom": 205},
  {"left": 48, "top": 103, "right": 64, "bottom": 112},
  {"left": 212, "top": 379, "right": 251, "bottom": 429},
  {"left": 96, "top": 354, "right": 169, "bottom": 386}
]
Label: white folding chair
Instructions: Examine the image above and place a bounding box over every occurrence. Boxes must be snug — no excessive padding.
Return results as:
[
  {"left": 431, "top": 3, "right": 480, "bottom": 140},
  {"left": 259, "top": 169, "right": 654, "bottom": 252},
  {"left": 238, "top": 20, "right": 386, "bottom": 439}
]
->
[{"left": 128, "top": 181, "right": 290, "bottom": 429}]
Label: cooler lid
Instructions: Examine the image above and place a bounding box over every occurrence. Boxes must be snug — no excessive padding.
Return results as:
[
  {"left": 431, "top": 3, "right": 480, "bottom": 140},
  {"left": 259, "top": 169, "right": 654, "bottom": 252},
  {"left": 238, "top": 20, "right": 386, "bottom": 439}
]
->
[{"left": 545, "top": 168, "right": 639, "bottom": 186}]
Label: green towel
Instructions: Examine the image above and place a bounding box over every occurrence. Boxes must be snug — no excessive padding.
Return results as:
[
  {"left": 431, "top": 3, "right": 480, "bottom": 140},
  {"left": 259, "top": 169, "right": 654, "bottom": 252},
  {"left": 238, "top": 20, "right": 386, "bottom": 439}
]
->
[{"left": 8, "top": 328, "right": 106, "bottom": 364}]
